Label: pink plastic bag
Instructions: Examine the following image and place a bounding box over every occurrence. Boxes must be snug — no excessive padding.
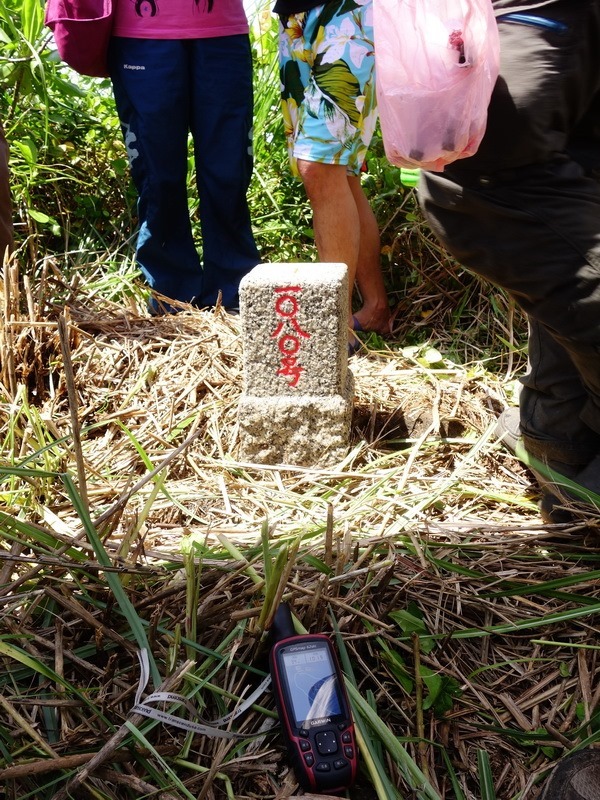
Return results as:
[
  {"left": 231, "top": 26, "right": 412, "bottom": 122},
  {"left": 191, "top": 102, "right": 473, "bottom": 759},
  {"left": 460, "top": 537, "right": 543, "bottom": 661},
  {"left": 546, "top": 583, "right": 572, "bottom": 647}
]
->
[
  {"left": 374, "top": 0, "right": 500, "bottom": 172},
  {"left": 44, "top": 0, "right": 113, "bottom": 78}
]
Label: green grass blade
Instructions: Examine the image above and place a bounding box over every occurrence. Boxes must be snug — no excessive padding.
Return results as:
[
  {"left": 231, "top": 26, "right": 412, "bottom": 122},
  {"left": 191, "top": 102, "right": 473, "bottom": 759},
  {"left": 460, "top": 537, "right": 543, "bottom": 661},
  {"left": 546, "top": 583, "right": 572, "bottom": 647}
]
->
[
  {"left": 477, "top": 749, "right": 497, "bottom": 800},
  {"left": 61, "top": 472, "right": 161, "bottom": 688},
  {"left": 125, "top": 721, "right": 197, "bottom": 799},
  {"left": 346, "top": 682, "right": 441, "bottom": 800},
  {"left": 0, "top": 638, "right": 111, "bottom": 725},
  {"left": 441, "top": 748, "right": 466, "bottom": 800},
  {"left": 330, "top": 611, "right": 401, "bottom": 798}
]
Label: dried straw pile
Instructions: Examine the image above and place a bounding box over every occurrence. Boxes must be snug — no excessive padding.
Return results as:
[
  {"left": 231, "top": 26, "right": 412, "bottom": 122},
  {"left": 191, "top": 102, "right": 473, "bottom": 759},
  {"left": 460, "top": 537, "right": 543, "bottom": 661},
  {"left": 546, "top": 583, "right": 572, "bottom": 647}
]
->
[{"left": 0, "top": 261, "right": 598, "bottom": 799}]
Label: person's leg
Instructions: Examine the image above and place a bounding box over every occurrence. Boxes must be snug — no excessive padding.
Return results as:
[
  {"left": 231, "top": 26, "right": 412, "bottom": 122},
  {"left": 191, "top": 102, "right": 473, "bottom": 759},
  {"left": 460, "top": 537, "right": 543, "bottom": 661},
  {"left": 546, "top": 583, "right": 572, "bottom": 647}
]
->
[
  {"left": 348, "top": 176, "right": 390, "bottom": 334},
  {"left": 520, "top": 319, "right": 600, "bottom": 467},
  {"left": 189, "top": 35, "right": 260, "bottom": 310},
  {"left": 0, "top": 121, "right": 13, "bottom": 265},
  {"left": 299, "top": 159, "right": 390, "bottom": 342},
  {"left": 419, "top": 0, "right": 600, "bottom": 457},
  {"left": 109, "top": 38, "right": 203, "bottom": 305},
  {"left": 419, "top": 1, "right": 600, "bottom": 521},
  {"left": 296, "top": 160, "right": 360, "bottom": 291},
  {"left": 279, "top": 0, "right": 389, "bottom": 334},
  {"left": 422, "top": 167, "right": 600, "bottom": 470}
]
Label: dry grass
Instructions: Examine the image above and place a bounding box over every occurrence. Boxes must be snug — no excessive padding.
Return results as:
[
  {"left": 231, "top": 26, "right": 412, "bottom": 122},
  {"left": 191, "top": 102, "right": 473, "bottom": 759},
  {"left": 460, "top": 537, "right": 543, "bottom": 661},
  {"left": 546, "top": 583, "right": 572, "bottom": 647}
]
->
[{"left": 1, "top": 255, "right": 599, "bottom": 800}]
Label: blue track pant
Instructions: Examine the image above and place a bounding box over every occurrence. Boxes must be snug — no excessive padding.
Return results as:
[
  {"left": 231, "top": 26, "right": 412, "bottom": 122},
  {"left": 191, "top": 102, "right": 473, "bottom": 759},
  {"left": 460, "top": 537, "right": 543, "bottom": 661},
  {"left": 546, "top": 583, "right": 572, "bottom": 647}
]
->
[{"left": 109, "top": 36, "right": 260, "bottom": 309}]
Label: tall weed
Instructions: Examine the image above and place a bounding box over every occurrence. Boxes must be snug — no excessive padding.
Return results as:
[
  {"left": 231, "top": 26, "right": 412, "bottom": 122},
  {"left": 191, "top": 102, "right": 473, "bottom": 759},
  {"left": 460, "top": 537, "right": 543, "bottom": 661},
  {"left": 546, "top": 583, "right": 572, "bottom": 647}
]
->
[{"left": 0, "top": 0, "right": 132, "bottom": 261}]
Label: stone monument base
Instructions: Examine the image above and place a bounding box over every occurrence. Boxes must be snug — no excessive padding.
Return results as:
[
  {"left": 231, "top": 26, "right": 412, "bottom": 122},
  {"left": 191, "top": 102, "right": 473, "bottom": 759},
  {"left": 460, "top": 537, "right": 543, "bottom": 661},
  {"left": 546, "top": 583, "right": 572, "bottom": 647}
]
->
[
  {"left": 237, "top": 262, "right": 352, "bottom": 467},
  {"left": 238, "top": 373, "right": 354, "bottom": 467}
]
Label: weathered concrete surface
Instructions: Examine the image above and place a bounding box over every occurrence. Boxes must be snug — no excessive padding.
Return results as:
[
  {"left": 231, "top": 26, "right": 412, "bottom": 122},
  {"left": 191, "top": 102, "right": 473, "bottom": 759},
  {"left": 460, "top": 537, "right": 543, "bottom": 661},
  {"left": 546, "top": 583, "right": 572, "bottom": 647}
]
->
[{"left": 238, "top": 263, "right": 353, "bottom": 466}]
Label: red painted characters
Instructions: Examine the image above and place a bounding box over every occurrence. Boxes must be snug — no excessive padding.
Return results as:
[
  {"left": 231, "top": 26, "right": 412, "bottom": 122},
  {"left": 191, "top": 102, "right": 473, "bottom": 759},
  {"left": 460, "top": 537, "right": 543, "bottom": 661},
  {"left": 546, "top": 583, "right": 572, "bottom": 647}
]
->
[{"left": 271, "top": 285, "right": 311, "bottom": 388}]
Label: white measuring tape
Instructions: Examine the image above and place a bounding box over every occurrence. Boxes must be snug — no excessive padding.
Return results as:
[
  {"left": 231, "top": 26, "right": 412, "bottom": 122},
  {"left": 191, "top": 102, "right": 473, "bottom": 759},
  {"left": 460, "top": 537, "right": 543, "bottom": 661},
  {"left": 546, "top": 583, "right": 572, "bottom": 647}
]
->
[{"left": 131, "top": 649, "right": 275, "bottom": 740}]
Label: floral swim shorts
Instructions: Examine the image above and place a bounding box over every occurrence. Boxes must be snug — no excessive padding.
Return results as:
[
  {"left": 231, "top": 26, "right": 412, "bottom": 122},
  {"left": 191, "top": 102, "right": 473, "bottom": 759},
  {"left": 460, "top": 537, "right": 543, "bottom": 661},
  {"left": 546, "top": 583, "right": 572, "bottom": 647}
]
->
[{"left": 278, "top": 0, "right": 377, "bottom": 177}]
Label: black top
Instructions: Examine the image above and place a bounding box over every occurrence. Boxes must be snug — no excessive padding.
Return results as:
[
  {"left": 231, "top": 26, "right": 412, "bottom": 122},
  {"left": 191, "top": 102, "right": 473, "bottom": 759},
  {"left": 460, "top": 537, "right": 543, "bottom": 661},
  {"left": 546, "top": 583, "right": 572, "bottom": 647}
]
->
[{"left": 273, "top": 0, "right": 324, "bottom": 18}]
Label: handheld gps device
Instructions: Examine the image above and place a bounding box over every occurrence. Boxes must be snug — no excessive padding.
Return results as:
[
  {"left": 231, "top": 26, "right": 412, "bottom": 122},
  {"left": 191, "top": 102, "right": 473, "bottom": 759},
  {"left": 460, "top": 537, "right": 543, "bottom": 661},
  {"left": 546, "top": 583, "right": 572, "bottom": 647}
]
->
[{"left": 269, "top": 604, "right": 358, "bottom": 793}]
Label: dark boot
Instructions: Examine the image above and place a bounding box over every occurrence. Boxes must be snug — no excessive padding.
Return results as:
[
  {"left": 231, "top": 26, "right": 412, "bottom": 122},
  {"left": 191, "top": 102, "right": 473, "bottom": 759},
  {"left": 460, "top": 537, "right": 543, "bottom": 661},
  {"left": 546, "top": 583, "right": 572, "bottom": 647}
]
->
[
  {"left": 539, "top": 748, "right": 600, "bottom": 800},
  {"left": 494, "top": 408, "right": 599, "bottom": 528},
  {"left": 540, "top": 454, "right": 600, "bottom": 526}
]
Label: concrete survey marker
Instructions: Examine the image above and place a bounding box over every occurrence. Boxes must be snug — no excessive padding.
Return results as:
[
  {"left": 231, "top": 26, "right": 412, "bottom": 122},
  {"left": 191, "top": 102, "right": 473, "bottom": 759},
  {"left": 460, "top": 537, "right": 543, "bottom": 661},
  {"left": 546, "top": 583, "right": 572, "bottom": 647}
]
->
[{"left": 238, "top": 263, "right": 354, "bottom": 466}]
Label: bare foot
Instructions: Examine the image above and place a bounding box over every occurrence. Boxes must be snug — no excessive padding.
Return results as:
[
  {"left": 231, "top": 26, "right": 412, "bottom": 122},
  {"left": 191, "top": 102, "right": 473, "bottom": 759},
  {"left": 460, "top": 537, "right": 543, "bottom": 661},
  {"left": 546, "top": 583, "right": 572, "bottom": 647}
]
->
[{"left": 351, "top": 306, "right": 392, "bottom": 336}]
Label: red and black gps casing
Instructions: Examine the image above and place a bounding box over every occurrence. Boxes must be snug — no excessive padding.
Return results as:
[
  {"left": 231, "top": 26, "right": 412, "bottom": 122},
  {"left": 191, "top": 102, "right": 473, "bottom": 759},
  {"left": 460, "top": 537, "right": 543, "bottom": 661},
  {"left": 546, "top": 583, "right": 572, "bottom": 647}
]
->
[{"left": 269, "top": 631, "right": 358, "bottom": 793}]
